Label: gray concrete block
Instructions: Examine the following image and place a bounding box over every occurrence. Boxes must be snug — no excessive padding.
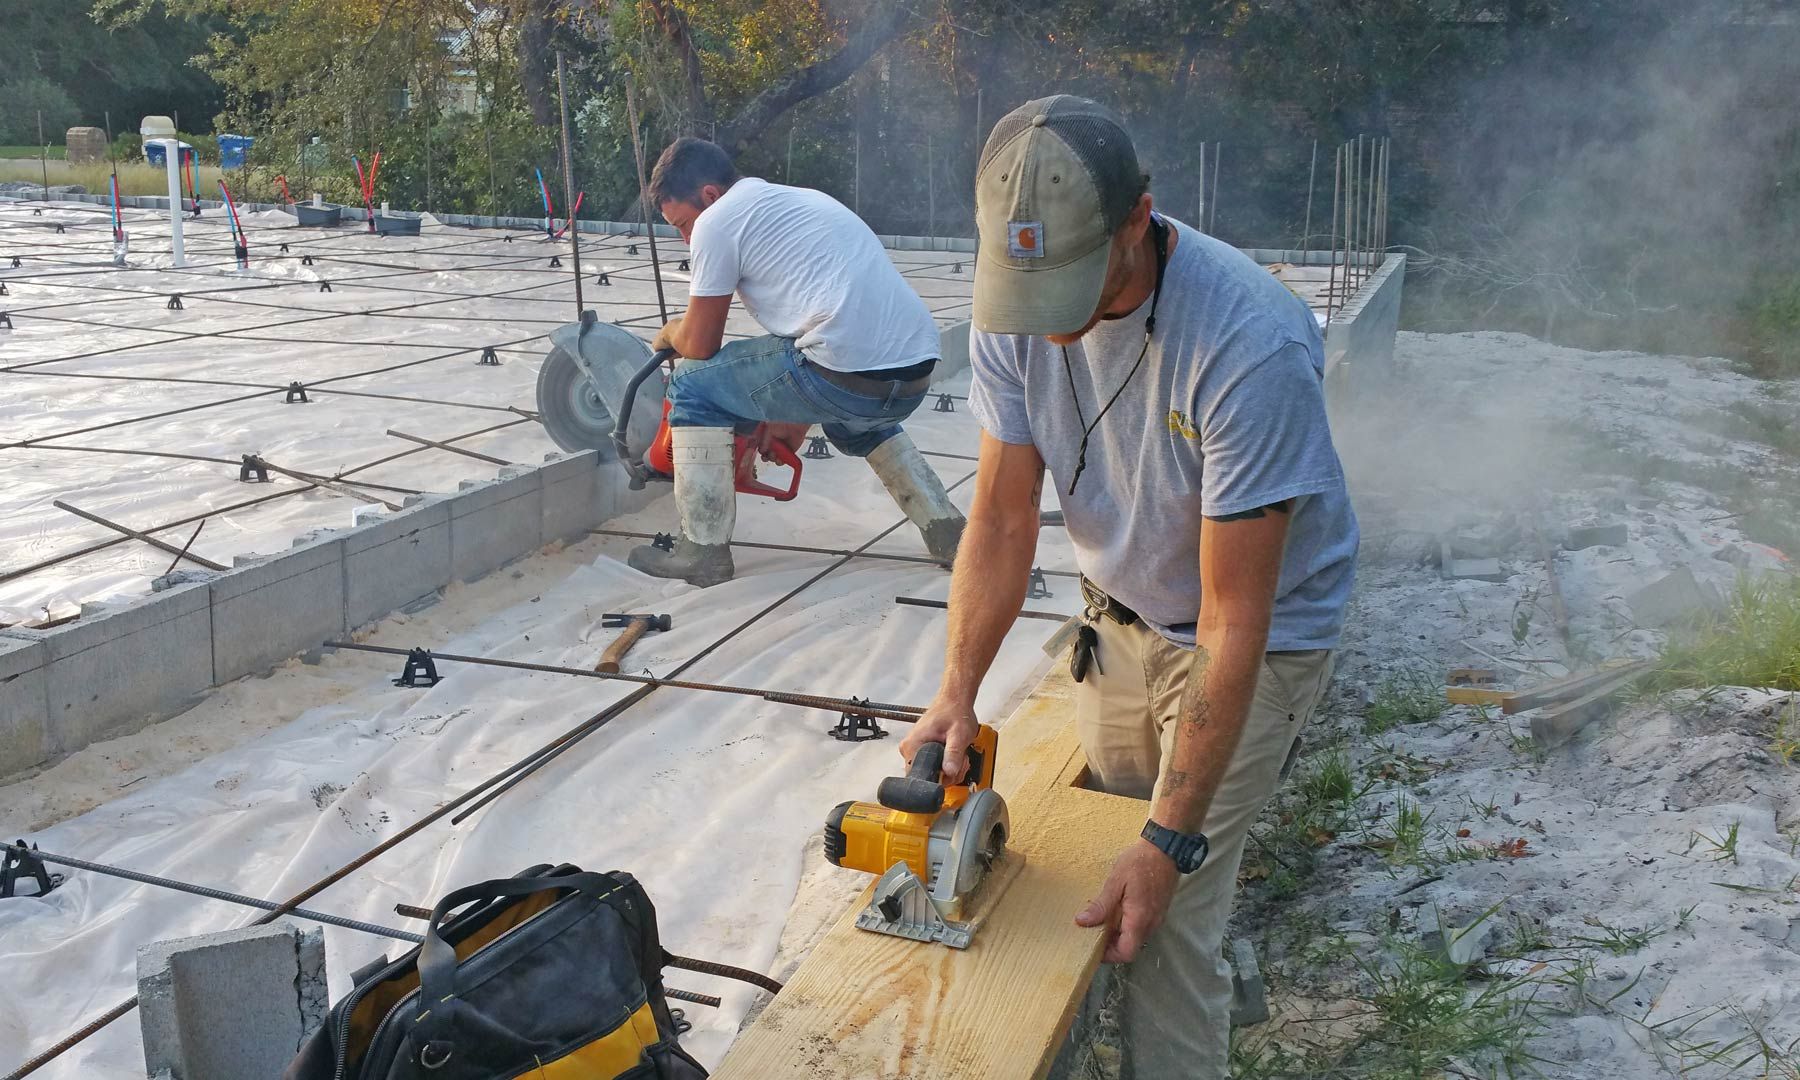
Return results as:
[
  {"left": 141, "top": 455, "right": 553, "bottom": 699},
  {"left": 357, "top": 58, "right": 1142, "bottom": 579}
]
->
[
  {"left": 1565, "top": 523, "right": 1629, "bottom": 550},
  {"left": 539, "top": 450, "right": 605, "bottom": 542},
  {"left": 1228, "top": 937, "right": 1269, "bottom": 1026},
  {"left": 1629, "top": 566, "right": 1723, "bottom": 628},
  {"left": 138, "top": 921, "right": 327, "bottom": 1080},
  {"left": 35, "top": 583, "right": 212, "bottom": 754},
  {"left": 210, "top": 536, "right": 347, "bottom": 682},
  {"left": 0, "top": 634, "right": 50, "bottom": 776},
  {"left": 449, "top": 468, "right": 543, "bottom": 582},
  {"left": 343, "top": 499, "right": 452, "bottom": 628}
]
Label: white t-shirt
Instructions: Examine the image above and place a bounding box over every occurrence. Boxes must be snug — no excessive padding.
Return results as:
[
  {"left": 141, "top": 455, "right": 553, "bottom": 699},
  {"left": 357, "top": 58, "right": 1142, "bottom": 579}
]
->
[{"left": 687, "top": 178, "right": 940, "bottom": 373}]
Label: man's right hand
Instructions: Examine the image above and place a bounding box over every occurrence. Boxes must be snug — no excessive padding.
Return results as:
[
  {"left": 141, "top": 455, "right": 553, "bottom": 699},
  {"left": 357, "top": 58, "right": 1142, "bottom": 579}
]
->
[{"left": 900, "top": 696, "right": 981, "bottom": 782}]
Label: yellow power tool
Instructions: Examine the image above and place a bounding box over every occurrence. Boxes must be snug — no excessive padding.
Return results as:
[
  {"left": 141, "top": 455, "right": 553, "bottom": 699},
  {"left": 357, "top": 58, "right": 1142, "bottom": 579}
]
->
[{"left": 823, "top": 725, "right": 1009, "bottom": 949}]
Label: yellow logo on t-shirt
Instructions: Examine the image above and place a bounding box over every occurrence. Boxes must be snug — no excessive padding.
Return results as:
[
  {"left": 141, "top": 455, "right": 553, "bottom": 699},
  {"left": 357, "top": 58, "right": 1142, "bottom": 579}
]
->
[{"left": 1167, "top": 409, "right": 1200, "bottom": 440}]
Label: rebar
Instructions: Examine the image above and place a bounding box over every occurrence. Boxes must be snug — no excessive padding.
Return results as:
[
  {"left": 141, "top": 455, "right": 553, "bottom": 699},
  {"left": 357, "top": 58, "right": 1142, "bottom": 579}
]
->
[
  {"left": 1302, "top": 139, "right": 1317, "bottom": 254},
  {"left": 555, "top": 51, "right": 585, "bottom": 318},
  {"left": 1209, "top": 142, "right": 1221, "bottom": 235},
  {"left": 623, "top": 76, "right": 668, "bottom": 323},
  {"left": 445, "top": 467, "right": 976, "bottom": 823},
  {"left": 392, "top": 902, "right": 784, "bottom": 995},
  {"left": 14, "top": 844, "right": 423, "bottom": 943},
  {"left": 322, "top": 641, "right": 926, "bottom": 721},
  {"left": 588, "top": 528, "right": 1080, "bottom": 577},
  {"left": 1327, "top": 143, "right": 1342, "bottom": 319}
]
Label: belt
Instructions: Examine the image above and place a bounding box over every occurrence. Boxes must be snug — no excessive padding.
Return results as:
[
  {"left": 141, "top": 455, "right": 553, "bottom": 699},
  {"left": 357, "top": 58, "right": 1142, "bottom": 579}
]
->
[
  {"left": 1080, "top": 576, "right": 1140, "bottom": 626},
  {"left": 803, "top": 358, "right": 936, "bottom": 398}
]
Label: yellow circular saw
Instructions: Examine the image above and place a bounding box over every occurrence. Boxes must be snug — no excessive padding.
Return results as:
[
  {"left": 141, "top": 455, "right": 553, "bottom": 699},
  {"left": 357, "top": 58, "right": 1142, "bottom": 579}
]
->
[{"left": 823, "top": 725, "right": 1009, "bottom": 949}]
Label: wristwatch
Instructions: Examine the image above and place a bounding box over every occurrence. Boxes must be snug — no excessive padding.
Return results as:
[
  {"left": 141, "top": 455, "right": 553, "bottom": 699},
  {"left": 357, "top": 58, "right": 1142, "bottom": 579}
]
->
[{"left": 1141, "top": 819, "right": 1209, "bottom": 874}]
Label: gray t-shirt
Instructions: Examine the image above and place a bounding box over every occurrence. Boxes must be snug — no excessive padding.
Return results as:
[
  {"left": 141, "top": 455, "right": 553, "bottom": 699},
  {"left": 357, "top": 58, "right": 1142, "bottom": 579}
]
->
[{"left": 968, "top": 217, "right": 1358, "bottom": 651}]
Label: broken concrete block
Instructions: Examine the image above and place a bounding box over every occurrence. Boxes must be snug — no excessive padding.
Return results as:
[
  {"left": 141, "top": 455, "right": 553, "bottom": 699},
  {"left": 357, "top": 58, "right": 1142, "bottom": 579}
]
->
[
  {"left": 1628, "top": 566, "right": 1722, "bottom": 628},
  {"left": 138, "top": 921, "right": 327, "bottom": 1080},
  {"left": 1442, "top": 553, "right": 1508, "bottom": 583},
  {"left": 1228, "top": 937, "right": 1269, "bottom": 1026},
  {"left": 1564, "top": 523, "right": 1628, "bottom": 550},
  {"left": 1420, "top": 907, "right": 1497, "bottom": 968}
]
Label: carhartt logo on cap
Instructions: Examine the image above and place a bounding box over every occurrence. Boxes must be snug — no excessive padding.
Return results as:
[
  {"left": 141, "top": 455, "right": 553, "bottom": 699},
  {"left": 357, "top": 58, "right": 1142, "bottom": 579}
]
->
[{"left": 1008, "top": 221, "right": 1044, "bottom": 259}]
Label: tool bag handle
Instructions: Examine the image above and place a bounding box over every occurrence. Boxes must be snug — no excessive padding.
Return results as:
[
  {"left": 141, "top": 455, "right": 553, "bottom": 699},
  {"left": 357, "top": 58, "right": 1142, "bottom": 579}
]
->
[{"left": 412, "top": 870, "right": 632, "bottom": 1068}]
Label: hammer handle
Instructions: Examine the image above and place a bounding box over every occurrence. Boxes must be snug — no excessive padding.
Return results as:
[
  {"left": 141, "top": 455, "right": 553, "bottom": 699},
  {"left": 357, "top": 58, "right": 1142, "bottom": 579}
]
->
[{"left": 597, "top": 618, "right": 650, "bottom": 673}]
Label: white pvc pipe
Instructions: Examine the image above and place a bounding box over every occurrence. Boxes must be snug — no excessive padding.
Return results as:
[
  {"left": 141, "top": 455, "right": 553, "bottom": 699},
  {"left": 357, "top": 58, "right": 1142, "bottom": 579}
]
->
[{"left": 159, "top": 138, "right": 186, "bottom": 267}]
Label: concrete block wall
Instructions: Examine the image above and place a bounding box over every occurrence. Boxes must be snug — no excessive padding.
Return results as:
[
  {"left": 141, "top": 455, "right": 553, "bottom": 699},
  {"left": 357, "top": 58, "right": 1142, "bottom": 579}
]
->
[
  {"left": 0, "top": 450, "right": 659, "bottom": 779},
  {"left": 1324, "top": 252, "right": 1406, "bottom": 398}
]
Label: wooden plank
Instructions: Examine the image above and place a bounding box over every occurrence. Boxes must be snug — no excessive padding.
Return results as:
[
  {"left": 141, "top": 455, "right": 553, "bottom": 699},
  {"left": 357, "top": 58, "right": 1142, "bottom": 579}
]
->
[
  {"left": 1447, "top": 687, "right": 1514, "bottom": 707},
  {"left": 1501, "top": 659, "right": 1655, "bottom": 714},
  {"left": 714, "top": 668, "right": 1146, "bottom": 1080},
  {"left": 1530, "top": 663, "right": 1656, "bottom": 748}
]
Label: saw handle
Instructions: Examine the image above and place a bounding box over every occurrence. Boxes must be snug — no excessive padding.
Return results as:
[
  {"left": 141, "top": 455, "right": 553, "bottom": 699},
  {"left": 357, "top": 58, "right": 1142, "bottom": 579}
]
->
[
  {"left": 613, "top": 344, "right": 678, "bottom": 467},
  {"left": 879, "top": 743, "right": 947, "bottom": 814},
  {"left": 733, "top": 435, "right": 803, "bottom": 501}
]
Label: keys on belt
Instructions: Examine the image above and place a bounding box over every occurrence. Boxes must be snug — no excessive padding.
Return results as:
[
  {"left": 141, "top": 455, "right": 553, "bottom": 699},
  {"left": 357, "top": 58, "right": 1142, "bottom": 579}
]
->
[{"left": 1071, "top": 576, "right": 1137, "bottom": 684}]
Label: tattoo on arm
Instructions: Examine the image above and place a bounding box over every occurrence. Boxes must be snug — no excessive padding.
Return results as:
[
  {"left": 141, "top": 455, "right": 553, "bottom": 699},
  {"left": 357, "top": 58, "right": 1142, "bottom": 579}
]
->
[{"left": 1205, "top": 498, "right": 1292, "bottom": 523}]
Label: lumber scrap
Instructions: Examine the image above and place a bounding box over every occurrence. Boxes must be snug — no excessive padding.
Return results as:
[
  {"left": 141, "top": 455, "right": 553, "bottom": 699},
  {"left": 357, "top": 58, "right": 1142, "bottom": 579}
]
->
[
  {"left": 1529, "top": 663, "right": 1657, "bottom": 747},
  {"left": 1501, "top": 659, "right": 1655, "bottom": 715},
  {"left": 1447, "top": 687, "right": 1514, "bottom": 707},
  {"left": 713, "top": 668, "right": 1146, "bottom": 1080}
]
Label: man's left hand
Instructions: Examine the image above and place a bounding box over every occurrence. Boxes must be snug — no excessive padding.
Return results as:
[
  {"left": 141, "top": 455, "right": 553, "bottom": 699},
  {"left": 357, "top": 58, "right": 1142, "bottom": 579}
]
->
[
  {"left": 1074, "top": 838, "right": 1180, "bottom": 963},
  {"left": 651, "top": 318, "right": 684, "bottom": 354}
]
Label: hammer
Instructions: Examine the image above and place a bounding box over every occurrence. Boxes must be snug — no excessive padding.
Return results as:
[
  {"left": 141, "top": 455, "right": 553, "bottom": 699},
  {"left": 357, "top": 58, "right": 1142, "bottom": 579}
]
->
[{"left": 596, "top": 612, "right": 671, "bottom": 673}]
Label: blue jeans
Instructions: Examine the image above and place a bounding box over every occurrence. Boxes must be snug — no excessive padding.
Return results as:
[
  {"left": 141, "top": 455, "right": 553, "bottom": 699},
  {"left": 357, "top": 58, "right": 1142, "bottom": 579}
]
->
[{"left": 666, "top": 335, "right": 929, "bottom": 457}]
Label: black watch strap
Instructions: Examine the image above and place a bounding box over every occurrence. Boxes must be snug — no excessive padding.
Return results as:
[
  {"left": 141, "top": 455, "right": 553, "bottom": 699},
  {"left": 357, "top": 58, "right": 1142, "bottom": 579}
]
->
[{"left": 1141, "top": 819, "right": 1209, "bottom": 874}]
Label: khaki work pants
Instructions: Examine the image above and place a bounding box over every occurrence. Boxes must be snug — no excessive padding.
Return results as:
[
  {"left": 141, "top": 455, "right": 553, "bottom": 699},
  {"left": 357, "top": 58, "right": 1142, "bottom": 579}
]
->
[{"left": 1073, "top": 615, "right": 1335, "bottom": 1079}]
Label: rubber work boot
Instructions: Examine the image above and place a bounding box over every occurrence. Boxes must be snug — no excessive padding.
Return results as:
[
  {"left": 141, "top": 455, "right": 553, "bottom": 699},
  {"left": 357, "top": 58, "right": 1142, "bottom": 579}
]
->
[
  {"left": 628, "top": 426, "right": 737, "bottom": 587},
  {"left": 866, "top": 432, "right": 966, "bottom": 564}
]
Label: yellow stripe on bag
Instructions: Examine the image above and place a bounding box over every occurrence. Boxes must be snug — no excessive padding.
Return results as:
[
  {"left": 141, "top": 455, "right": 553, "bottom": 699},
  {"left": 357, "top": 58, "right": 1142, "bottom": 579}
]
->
[{"left": 534, "top": 1002, "right": 661, "bottom": 1078}]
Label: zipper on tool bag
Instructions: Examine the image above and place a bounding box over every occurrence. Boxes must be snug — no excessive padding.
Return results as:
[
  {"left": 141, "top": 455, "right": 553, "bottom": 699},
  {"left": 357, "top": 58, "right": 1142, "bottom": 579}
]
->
[{"left": 332, "top": 956, "right": 411, "bottom": 1080}]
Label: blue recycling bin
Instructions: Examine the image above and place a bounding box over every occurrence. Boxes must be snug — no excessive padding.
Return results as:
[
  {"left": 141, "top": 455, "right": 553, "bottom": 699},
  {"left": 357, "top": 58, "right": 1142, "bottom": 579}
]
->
[
  {"left": 219, "top": 134, "right": 254, "bottom": 169},
  {"left": 144, "top": 140, "right": 193, "bottom": 166}
]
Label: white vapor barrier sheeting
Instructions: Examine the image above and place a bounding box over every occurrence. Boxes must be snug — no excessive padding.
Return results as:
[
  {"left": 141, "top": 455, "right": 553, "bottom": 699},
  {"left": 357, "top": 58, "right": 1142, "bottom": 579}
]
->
[{"left": 0, "top": 371, "right": 1086, "bottom": 1076}]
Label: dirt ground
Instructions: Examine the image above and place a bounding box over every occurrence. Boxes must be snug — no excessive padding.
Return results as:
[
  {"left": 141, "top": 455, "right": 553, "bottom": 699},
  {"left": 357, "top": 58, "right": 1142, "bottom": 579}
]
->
[{"left": 1046, "top": 329, "right": 1800, "bottom": 1078}]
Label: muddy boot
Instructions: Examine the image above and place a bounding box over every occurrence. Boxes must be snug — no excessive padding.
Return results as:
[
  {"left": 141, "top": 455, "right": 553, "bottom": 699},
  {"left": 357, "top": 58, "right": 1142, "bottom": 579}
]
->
[
  {"left": 628, "top": 426, "right": 737, "bottom": 587},
  {"left": 866, "top": 431, "right": 966, "bottom": 565}
]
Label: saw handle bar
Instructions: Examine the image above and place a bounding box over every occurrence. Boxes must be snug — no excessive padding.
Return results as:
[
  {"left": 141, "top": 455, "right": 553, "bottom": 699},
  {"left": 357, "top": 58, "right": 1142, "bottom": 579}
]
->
[
  {"left": 880, "top": 742, "right": 948, "bottom": 814},
  {"left": 613, "top": 346, "right": 677, "bottom": 475},
  {"left": 735, "top": 435, "right": 803, "bottom": 501}
]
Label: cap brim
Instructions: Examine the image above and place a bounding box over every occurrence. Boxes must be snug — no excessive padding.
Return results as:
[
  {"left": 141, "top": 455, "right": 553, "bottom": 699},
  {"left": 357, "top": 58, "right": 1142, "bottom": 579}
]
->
[{"left": 971, "top": 241, "right": 1111, "bottom": 337}]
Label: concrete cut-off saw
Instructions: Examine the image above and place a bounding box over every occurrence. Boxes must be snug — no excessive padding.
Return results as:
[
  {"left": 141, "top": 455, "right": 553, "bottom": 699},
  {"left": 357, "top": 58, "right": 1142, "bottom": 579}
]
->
[
  {"left": 823, "top": 724, "right": 1015, "bottom": 949},
  {"left": 534, "top": 311, "right": 975, "bottom": 501},
  {"left": 535, "top": 310, "right": 800, "bottom": 499}
]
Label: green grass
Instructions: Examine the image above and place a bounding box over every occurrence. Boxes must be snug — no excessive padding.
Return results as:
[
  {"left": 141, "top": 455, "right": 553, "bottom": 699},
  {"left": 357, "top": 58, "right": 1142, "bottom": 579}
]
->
[
  {"left": 1571, "top": 915, "right": 1667, "bottom": 956},
  {"left": 1654, "top": 575, "right": 1800, "bottom": 693},
  {"left": 1686, "top": 820, "right": 1742, "bottom": 864},
  {"left": 1363, "top": 666, "right": 1448, "bottom": 735},
  {"left": 0, "top": 145, "right": 66, "bottom": 159},
  {"left": 0, "top": 159, "right": 225, "bottom": 197},
  {"left": 1231, "top": 936, "right": 1547, "bottom": 1079}
]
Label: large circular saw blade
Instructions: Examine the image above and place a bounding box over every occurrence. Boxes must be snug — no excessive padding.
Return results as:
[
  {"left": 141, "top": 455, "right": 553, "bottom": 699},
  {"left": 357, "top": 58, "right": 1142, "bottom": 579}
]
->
[{"left": 534, "top": 319, "right": 666, "bottom": 458}]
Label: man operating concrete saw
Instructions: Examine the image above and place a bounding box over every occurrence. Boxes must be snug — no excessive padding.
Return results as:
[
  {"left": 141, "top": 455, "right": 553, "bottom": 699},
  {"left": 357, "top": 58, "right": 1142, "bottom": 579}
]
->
[
  {"left": 628, "top": 137, "right": 965, "bottom": 586},
  {"left": 899, "top": 97, "right": 1359, "bottom": 1078}
]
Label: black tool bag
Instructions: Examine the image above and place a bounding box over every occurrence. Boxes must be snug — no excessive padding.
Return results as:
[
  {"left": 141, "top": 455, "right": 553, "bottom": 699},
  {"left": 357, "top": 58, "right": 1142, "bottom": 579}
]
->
[{"left": 284, "top": 864, "right": 707, "bottom": 1080}]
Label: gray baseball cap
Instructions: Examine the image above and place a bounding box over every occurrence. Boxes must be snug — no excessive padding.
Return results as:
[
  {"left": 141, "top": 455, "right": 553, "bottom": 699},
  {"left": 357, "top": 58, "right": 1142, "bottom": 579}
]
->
[{"left": 973, "top": 96, "right": 1144, "bottom": 336}]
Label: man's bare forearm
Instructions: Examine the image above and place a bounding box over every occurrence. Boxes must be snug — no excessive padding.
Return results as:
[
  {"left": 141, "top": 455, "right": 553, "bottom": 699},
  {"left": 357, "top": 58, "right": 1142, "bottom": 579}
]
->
[
  {"left": 938, "top": 467, "right": 1043, "bottom": 706},
  {"left": 1152, "top": 624, "right": 1268, "bottom": 833}
]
